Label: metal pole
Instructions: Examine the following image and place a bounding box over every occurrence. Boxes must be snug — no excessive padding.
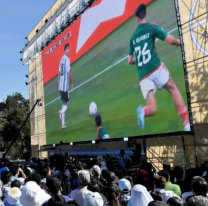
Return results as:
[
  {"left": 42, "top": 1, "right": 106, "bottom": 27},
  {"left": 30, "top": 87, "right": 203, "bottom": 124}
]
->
[{"left": 181, "top": 134, "right": 187, "bottom": 171}]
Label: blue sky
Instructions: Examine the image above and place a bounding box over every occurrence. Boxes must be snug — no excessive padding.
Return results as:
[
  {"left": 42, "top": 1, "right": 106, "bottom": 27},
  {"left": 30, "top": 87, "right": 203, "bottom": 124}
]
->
[{"left": 0, "top": 0, "right": 57, "bottom": 102}]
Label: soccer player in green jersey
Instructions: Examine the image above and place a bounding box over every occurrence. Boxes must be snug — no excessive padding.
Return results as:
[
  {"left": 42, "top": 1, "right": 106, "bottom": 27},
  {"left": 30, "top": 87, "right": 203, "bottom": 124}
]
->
[{"left": 128, "top": 3, "right": 190, "bottom": 131}]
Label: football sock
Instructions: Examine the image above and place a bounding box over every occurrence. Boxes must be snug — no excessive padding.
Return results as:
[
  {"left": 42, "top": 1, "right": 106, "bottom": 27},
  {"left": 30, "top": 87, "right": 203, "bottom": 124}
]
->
[
  {"left": 178, "top": 106, "right": 189, "bottom": 126},
  {"left": 62, "top": 112, "right": 65, "bottom": 126},
  {"left": 143, "top": 106, "right": 150, "bottom": 116},
  {"left": 60, "top": 105, "right": 67, "bottom": 114}
]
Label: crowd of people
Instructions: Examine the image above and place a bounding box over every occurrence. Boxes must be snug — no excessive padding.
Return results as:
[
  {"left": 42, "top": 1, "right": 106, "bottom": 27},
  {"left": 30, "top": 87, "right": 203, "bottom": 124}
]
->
[{"left": 0, "top": 152, "right": 207, "bottom": 206}]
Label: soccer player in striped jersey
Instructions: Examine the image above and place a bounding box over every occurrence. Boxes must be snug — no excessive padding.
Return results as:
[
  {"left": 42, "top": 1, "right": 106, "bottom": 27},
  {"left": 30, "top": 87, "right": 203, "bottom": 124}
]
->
[
  {"left": 128, "top": 3, "right": 190, "bottom": 131},
  {"left": 58, "top": 43, "right": 73, "bottom": 129}
]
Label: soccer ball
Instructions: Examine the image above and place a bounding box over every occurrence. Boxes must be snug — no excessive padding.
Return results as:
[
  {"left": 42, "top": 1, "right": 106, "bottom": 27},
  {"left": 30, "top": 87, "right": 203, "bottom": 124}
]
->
[{"left": 89, "top": 102, "right": 97, "bottom": 116}]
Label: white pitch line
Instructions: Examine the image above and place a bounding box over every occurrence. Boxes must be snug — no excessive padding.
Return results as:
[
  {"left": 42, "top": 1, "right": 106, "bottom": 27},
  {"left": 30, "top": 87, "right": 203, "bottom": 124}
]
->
[{"left": 45, "top": 27, "right": 178, "bottom": 107}]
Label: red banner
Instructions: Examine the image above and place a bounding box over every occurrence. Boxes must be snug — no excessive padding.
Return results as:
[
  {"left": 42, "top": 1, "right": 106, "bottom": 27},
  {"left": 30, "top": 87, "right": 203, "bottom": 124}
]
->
[{"left": 42, "top": 0, "right": 152, "bottom": 84}]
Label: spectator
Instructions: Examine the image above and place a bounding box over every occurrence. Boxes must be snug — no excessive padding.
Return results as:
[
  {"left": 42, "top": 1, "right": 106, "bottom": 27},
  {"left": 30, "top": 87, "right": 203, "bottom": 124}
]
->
[
  {"left": 191, "top": 176, "right": 208, "bottom": 196},
  {"left": 127, "top": 184, "right": 153, "bottom": 206},
  {"left": 167, "top": 197, "right": 182, "bottom": 206},
  {"left": 11, "top": 166, "right": 26, "bottom": 185},
  {"left": 69, "top": 170, "right": 91, "bottom": 206},
  {"left": 119, "top": 178, "right": 131, "bottom": 203},
  {"left": 44, "top": 176, "right": 72, "bottom": 206},
  {"left": 153, "top": 175, "right": 180, "bottom": 203},
  {"left": 158, "top": 170, "right": 181, "bottom": 197},
  {"left": 84, "top": 191, "right": 106, "bottom": 206},
  {"left": 96, "top": 156, "right": 107, "bottom": 169},
  {"left": 186, "top": 195, "right": 208, "bottom": 206},
  {"left": 91, "top": 165, "right": 105, "bottom": 190},
  {"left": 20, "top": 181, "right": 50, "bottom": 206},
  {"left": 150, "top": 191, "right": 163, "bottom": 201},
  {"left": 123, "top": 176, "right": 134, "bottom": 188},
  {"left": 106, "top": 184, "right": 120, "bottom": 206},
  {"left": 11, "top": 180, "right": 21, "bottom": 189},
  {"left": 88, "top": 179, "right": 101, "bottom": 193},
  {"left": 174, "top": 166, "right": 186, "bottom": 194},
  {"left": 5, "top": 187, "right": 22, "bottom": 206},
  {"left": 117, "top": 150, "right": 132, "bottom": 169},
  {"left": 48, "top": 195, "right": 66, "bottom": 206},
  {"left": 162, "top": 161, "right": 174, "bottom": 183},
  {"left": 148, "top": 201, "right": 168, "bottom": 206},
  {"left": 41, "top": 166, "right": 51, "bottom": 192},
  {"left": 1, "top": 170, "right": 11, "bottom": 200}
]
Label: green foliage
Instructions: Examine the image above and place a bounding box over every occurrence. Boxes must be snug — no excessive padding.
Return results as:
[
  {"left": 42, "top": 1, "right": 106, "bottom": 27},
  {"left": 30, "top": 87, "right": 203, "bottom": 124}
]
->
[{"left": 0, "top": 92, "right": 31, "bottom": 159}]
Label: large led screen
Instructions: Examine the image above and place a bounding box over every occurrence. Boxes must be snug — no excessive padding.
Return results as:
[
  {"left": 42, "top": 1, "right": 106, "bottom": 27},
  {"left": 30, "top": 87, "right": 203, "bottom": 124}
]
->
[{"left": 42, "top": 0, "right": 190, "bottom": 144}]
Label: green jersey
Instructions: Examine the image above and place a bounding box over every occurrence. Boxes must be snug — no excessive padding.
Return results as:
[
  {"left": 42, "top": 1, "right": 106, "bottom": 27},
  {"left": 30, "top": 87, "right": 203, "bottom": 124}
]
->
[
  {"left": 128, "top": 23, "right": 168, "bottom": 81},
  {"left": 97, "top": 128, "right": 110, "bottom": 140}
]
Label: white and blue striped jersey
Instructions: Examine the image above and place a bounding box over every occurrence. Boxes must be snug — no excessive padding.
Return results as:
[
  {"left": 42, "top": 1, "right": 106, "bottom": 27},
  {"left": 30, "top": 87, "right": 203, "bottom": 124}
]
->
[{"left": 59, "top": 55, "right": 71, "bottom": 92}]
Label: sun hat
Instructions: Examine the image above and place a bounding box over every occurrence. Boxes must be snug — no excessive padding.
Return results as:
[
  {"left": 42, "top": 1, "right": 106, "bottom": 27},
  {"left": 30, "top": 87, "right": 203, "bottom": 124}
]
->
[{"left": 5, "top": 187, "right": 21, "bottom": 206}]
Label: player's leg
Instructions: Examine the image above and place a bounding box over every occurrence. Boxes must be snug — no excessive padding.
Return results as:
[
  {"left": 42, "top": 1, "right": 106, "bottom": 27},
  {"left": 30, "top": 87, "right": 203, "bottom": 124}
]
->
[
  {"left": 137, "top": 78, "right": 156, "bottom": 129},
  {"left": 164, "top": 77, "right": 190, "bottom": 131},
  {"left": 59, "top": 91, "right": 69, "bottom": 128}
]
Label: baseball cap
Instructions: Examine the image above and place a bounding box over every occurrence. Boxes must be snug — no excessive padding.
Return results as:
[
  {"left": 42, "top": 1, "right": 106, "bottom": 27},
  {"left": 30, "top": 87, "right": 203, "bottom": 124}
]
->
[
  {"left": 97, "top": 156, "right": 103, "bottom": 162},
  {"left": 119, "top": 179, "right": 131, "bottom": 194},
  {"left": 148, "top": 201, "right": 168, "bottom": 206},
  {"left": 78, "top": 170, "right": 90, "bottom": 185},
  {"left": 84, "top": 192, "right": 104, "bottom": 206},
  {"left": 135, "top": 3, "right": 146, "bottom": 19},
  {"left": 5, "top": 187, "right": 21, "bottom": 206}
]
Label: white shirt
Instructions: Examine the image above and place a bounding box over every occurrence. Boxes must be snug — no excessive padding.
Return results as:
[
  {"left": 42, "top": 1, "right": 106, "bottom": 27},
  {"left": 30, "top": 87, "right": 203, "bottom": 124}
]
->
[
  {"left": 155, "top": 188, "right": 180, "bottom": 203},
  {"left": 69, "top": 188, "right": 90, "bottom": 206},
  {"left": 59, "top": 54, "right": 71, "bottom": 92},
  {"left": 12, "top": 176, "right": 25, "bottom": 185}
]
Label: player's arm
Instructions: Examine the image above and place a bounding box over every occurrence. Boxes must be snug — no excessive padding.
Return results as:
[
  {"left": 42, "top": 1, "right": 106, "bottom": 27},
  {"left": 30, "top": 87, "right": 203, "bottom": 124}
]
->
[
  {"left": 128, "top": 55, "right": 136, "bottom": 65},
  {"left": 165, "top": 34, "right": 180, "bottom": 46},
  {"left": 68, "top": 71, "right": 73, "bottom": 88}
]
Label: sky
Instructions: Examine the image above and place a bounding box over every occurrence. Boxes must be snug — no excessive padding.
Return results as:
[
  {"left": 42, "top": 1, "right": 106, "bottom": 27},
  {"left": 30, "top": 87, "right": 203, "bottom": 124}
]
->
[{"left": 0, "top": 0, "right": 57, "bottom": 102}]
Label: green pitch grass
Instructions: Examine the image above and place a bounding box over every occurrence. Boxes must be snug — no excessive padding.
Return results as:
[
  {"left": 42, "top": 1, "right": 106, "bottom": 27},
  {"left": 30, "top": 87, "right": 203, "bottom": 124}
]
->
[{"left": 44, "top": 0, "right": 188, "bottom": 144}]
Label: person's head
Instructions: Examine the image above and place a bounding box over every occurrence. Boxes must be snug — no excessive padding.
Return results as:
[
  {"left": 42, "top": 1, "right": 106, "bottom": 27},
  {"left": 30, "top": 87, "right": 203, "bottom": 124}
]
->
[
  {"left": 123, "top": 176, "right": 134, "bottom": 188},
  {"left": 1, "top": 170, "right": 11, "bottom": 185},
  {"left": 78, "top": 170, "right": 91, "bottom": 187},
  {"left": 88, "top": 179, "right": 101, "bottom": 193},
  {"left": 119, "top": 179, "right": 131, "bottom": 194},
  {"left": 42, "top": 166, "right": 51, "bottom": 178},
  {"left": 97, "top": 156, "right": 103, "bottom": 163},
  {"left": 11, "top": 166, "right": 19, "bottom": 176},
  {"left": 148, "top": 201, "right": 168, "bottom": 206},
  {"left": 167, "top": 197, "right": 182, "bottom": 206},
  {"left": 186, "top": 195, "right": 208, "bottom": 206},
  {"left": 24, "top": 167, "right": 32, "bottom": 177},
  {"left": 158, "top": 170, "right": 170, "bottom": 182},
  {"left": 48, "top": 195, "right": 66, "bottom": 206},
  {"left": 191, "top": 176, "right": 208, "bottom": 195},
  {"left": 150, "top": 191, "right": 163, "bottom": 201},
  {"left": 120, "top": 149, "right": 125, "bottom": 156},
  {"left": 20, "top": 181, "right": 47, "bottom": 206},
  {"left": 11, "top": 180, "right": 21, "bottom": 189},
  {"left": 154, "top": 175, "right": 166, "bottom": 189},
  {"left": 5, "top": 187, "right": 21, "bottom": 206},
  {"left": 135, "top": 3, "right": 146, "bottom": 23},
  {"left": 95, "top": 113, "right": 102, "bottom": 127},
  {"left": 92, "top": 165, "right": 101, "bottom": 178},
  {"left": 163, "top": 161, "right": 171, "bottom": 171},
  {"left": 174, "top": 166, "right": 183, "bottom": 180},
  {"left": 46, "top": 176, "right": 62, "bottom": 196},
  {"left": 64, "top": 43, "right": 69, "bottom": 56},
  {"left": 107, "top": 184, "right": 120, "bottom": 206},
  {"left": 25, "top": 172, "right": 41, "bottom": 186}
]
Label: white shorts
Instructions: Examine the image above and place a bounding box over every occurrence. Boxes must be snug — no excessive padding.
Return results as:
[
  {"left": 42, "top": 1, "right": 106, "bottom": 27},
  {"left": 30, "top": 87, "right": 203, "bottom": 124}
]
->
[{"left": 140, "top": 62, "right": 170, "bottom": 100}]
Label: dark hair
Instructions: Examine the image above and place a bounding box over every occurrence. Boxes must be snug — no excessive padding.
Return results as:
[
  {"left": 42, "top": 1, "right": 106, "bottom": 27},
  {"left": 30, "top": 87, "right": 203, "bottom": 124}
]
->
[
  {"left": 42, "top": 166, "right": 50, "bottom": 178},
  {"left": 120, "top": 149, "right": 125, "bottom": 156},
  {"left": 187, "top": 195, "right": 208, "bottom": 206},
  {"left": 25, "top": 173, "right": 41, "bottom": 186},
  {"left": 48, "top": 195, "right": 66, "bottom": 206},
  {"left": 167, "top": 197, "right": 182, "bottom": 206},
  {"left": 24, "top": 168, "right": 32, "bottom": 177},
  {"left": 95, "top": 113, "right": 102, "bottom": 127},
  {"left": 135, "top": 3, "right": 146, "bottom": 19},
  {"left": 150, "top": 191, "right": 163, "bottom": 201},
  {"left": 174, "top": 166, "right": 183, "bottom": 179},
  {"left": 154, "top": 176, "right": 166, "bottom": 189},
  {"left": 191, "top": 176, "right": 208, "bottom": 195},
  {"left": 158, "top": 170, "right": 170, "bottom": 182},
  {"left": 64, "top": 43, "right": 69, "bottom": 51},
  {"left": 107, "top": 184, "right": 120, "bottom": 206},
  {"left": 11, "top": 166, "right": 19, "bottom": 176},
  {"left": 88, "top": 179, "right": 101, "bottom": 193},
  {"left": 1, "top": 171, "right": 11, "bottom": 184},
  {"left": 11, "top": 180, "right": 21, "bottom": 189}
]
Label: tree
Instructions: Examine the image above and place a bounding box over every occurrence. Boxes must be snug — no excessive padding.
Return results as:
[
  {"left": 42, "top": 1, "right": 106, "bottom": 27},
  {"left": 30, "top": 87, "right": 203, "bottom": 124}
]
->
[{"left": 0, "top": 92, "right": 31, "bottom": 159}]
